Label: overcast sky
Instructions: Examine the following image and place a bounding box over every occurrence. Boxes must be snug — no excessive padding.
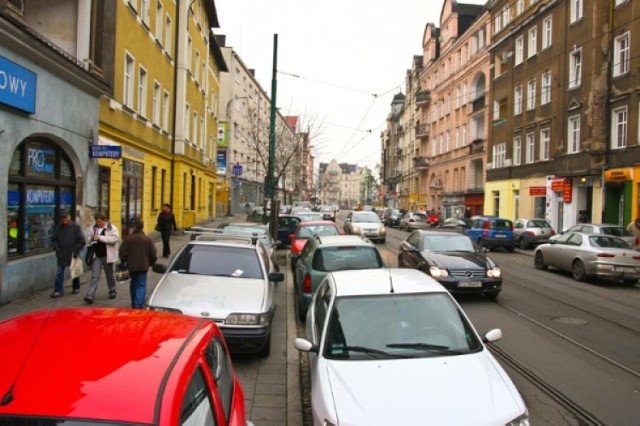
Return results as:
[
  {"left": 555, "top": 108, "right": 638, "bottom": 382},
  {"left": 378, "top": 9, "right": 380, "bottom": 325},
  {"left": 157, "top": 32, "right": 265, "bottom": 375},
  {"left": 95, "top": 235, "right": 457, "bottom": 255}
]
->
[{"left": 215, "top": 0, "right": 487, "bottom": 170}]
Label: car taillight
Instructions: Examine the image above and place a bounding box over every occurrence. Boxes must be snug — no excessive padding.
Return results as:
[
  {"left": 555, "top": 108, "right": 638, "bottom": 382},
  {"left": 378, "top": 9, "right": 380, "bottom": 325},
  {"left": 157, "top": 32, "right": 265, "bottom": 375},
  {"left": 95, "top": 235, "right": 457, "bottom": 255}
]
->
[
  {"left": 550, "top": 230, "right": 556, "bottom": 235},
  {"left": 596, "top": 253, "right": 615, "bottom": 258},
  {"left": 303, "top": 274, "right": 312, "bottom": 293},
  {"left": 633, "top": 256, "right": 640, "bottom": 261},
  {"left": 409, "top": 218, "right": 415, "bottom": 222},
  {"left": 483, "top": 221, "right": 490, "bottom": 237}
]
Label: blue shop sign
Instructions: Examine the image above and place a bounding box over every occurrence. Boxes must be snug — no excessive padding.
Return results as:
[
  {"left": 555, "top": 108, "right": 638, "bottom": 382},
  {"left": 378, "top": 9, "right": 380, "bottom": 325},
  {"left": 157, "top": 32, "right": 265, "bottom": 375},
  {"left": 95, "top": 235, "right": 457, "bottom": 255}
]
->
[
  {"left": 90, "top": 145, "right": 122, "bottom": 159},
  {"left": 0, "top": 56, "right": 37, "bottom": 114}
]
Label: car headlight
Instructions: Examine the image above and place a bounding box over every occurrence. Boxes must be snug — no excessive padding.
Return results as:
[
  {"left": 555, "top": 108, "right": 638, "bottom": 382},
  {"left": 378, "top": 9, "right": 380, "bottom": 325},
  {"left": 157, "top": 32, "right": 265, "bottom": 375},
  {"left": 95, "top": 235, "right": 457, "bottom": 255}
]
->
[
  {"left": 380, "top": 226, "right": 386, "bottom": 234},
  {"left": 148, "top": 306, "right": 183, "bottom": 314},
  {"left": 226, "top": 312, "right": 271, "bottom": 325},
  {"left": 487, "top": 267, "right": 502, "bottom": 278},
  {"left": 429, "top": 266, "right": 449, "bottom": 278},
  {"left": 506, "top": 412, "right": 529, "bottom": 426},
  {"left": 352, "top": 225, "right": 361, "bottom": 233}
]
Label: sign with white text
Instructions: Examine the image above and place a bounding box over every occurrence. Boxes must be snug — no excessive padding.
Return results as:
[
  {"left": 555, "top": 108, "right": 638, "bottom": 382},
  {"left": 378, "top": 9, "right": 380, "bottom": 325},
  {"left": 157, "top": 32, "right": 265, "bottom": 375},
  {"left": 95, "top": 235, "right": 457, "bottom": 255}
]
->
[{"left": 0, "top": 56, "right": 37, "bottom": 114}]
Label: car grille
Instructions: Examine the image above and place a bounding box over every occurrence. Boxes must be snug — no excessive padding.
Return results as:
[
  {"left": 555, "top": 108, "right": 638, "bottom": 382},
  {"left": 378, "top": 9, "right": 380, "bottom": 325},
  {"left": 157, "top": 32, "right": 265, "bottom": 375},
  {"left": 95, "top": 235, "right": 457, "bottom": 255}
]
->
[{"left": 449, "top": 269, "right": 486, "bottom": 278}]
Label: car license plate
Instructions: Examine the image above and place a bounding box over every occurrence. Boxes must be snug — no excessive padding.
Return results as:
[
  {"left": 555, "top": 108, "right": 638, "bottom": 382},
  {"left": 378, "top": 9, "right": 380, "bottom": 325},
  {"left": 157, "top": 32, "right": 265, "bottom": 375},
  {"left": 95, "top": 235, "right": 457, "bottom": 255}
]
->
[
  {"left": 459, "top": 281, "right": 482, "bottom": 288},
  {"left": 495, "top": 234, "right": 506, "bottom": 238},
  {"left": 615, "top": 266, "right": 636, "bottom": 273}
]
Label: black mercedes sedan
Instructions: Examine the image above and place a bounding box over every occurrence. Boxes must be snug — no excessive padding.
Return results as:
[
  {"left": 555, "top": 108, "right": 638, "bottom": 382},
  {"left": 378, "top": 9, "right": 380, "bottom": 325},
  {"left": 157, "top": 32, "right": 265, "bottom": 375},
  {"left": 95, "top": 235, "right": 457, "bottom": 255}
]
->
[{"left": 398, "top": 230, "right": 502, "bottom": 300}]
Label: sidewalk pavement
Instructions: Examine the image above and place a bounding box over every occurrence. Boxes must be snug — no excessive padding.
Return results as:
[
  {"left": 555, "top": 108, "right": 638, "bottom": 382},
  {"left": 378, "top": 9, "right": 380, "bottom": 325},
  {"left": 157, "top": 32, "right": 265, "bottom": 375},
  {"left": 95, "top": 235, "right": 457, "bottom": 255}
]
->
[{"left": 0, "top": 214, "right": 303, "bottom": 425}]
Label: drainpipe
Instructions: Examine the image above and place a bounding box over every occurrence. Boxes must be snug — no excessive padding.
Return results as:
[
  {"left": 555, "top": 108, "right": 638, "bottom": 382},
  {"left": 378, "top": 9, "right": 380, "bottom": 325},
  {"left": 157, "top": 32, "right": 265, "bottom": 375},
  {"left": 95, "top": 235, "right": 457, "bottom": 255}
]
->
[{"left": 170, "top": 0, "right": 182, "bottom": 210}]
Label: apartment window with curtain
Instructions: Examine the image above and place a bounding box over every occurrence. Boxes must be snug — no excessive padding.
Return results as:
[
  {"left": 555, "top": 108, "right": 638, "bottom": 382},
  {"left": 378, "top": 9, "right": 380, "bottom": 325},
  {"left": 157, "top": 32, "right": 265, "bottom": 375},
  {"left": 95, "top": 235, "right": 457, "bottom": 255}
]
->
[
  {"left": 124, "top": 52, "right": 135, "bottom": 108},
  {"left": 140, "top": 0, "right": 149, "bottom": 25},
  {"left": 165, "top": 16, "right": 172, "bottom": 54},
  {"left": 570, "top": 0, "right": 583, "bottom": 23},
  {"left": 526, "top": 132, "right": 535, "bottom": 163},
  {"left": 514, "top": 85, "right": 523, "bottom": 115},
  {"left": 502, "top": 5, "right": 510, "bottom": 26},
  {"left": 568, "top": 115, "right": 581, "bottom": 153},
  {"left": 513, "top": 136, "right": 522, "bottom": 166},
  {"left": 516, "top": 0, "right": 524, "bottom": 15},
  {"left": 152, "top": 81, "right": 161, "bottom": 125},
  {"left": 542, "top": 16, "right": 552, "bottom": 49},
  {"left": 515, "top": 36, "right": 524, "bottom": 65},
  {"left": 569, "top": 48, "right": 582, "bottom": 88},
  {"left": 138, "top": 65, "right": 147, "bottom": 116},
  {"left": 540, "top": 129, "right": 550, "bottom": 161},
  {"left": 527, "top": 79, "right": 536, "bottom": 110},
  {"left": 528, "top": 27, "right": 537, "bottom": 58},
  {"left": 541, "top": 71, "right": 551, "bottom": 105},
  {"left": 162, "top": 90, "right": 170, "bottom": 131},
  {"left": 493, "top": 143, "right": 506, "bottom": 168},
  {"left": 613, "top": 32, "right": 630, "bottom": 77},
  {"left": 156, "top": 1, "right": 164, "bottom": 44},
  {"left": 611, "top": 107, "right": 628, "bottom": 149}
]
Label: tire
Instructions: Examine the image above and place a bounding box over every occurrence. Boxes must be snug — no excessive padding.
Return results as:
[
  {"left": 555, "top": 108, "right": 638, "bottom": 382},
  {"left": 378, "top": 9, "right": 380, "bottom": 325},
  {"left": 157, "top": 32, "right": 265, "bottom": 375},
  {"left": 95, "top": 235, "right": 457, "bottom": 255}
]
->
[
  {"left": 479, "top": 239, "right": 489, "bottom": 251},
  {"left": 259, "top": 333, "right": 271, "bottom": 357},
  {"left": 534, "top": 251, "right": 547, "bottom": 270},
  {"left": 572, "top": 260, "right": 587, "bottom": 282},
  {"left": 485, "top": 292, "right": 500, "bottom": 301},
  {"left": 506, "top": 246, "right": 515, "bottom": 253},
  {"left": 379, "top": 239, "right": 386, "bottom": 244},
  {"left": 623, "top": 279, "right": 638, "bottom": 287},
  {"left": 519, "top": 238, "right": 529, "bottom": 250}
]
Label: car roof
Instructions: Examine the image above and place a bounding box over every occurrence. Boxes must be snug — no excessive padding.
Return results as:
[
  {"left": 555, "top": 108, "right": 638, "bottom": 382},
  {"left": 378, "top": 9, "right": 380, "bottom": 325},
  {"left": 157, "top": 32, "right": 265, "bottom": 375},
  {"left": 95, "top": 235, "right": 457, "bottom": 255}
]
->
[
  {"left": 297, "top": 220, "right": 337, "bottom": 227},
  {"left": 414, "top": 229, "right": 467, "bottom": 236},
  {"left": 329, "top": 268, "right": 446, "bottom": 297},
  {"left": 316, "top": 235, "right": 372, "bottom": 246},
  {"left": 0, "top": 308, "right": 212, "bottom": 422}
]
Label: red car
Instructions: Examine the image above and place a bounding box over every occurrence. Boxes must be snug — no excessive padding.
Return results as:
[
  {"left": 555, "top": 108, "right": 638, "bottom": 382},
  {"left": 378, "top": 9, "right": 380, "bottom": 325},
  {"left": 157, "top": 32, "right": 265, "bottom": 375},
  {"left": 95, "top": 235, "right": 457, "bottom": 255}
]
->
[
  {"left": 0, "top": 308, "right": 246, "bottom": 425},
  {"left": 288, "top": 220, "right": 341, "bottom": 271}
]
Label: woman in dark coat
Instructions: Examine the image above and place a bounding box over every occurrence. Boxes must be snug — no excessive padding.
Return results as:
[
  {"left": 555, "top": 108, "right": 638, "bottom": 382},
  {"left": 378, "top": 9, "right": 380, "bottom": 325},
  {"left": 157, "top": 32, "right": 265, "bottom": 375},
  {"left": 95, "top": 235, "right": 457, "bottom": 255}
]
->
[{"left": 156, "top": 203, "right": 177, "bottom": 258}]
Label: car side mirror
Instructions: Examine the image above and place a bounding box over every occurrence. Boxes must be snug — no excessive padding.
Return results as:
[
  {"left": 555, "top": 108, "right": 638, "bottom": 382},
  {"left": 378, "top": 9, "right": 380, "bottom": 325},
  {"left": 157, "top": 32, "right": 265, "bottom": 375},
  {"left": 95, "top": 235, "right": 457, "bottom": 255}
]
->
[
  {"left": 269, "top": 271, "right": 285, "bottom": 283},
  {"left": 294, "top": 337, "right": 318, "bottom": 353},
  {"left": 482, "top": 328, "right": 503, "bottom": 343},
  {"left": 152, "top": 263, "right": 167, "bottom": 274}
]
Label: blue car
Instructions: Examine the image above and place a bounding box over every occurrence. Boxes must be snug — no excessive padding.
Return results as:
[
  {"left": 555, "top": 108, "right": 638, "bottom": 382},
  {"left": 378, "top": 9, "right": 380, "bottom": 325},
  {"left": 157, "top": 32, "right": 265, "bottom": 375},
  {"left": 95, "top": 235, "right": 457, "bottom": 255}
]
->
[{"left": 466, "top": 216, "right": 516, "bottom": 252}]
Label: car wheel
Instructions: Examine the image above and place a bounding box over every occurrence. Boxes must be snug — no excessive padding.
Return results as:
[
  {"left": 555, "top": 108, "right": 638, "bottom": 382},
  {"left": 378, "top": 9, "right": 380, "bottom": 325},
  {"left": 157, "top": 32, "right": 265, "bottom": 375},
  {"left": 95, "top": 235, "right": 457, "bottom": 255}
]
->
[
  {"left": 259, "top": 333, "right": 271, "bottom": 357},
  {"left": 572, "top": 260, "right": 587, "bottom": 282},
  {"left": 379, "top": 239, "right": 386, "bottom": 244},
  {"left": 622, "top": 279, "right": 638, "bottom": 287},
  {"left": 534, "top": 251, "right": 547, "bottom": 270},
  {"left": 479, "top": 239, "right": 489, "bottom": 251},
  {"left": 519, "top": 238, "right": 529, "bottom": 250},
  {"left": 506, "top": 246, "right": 515, "bottom": 253},
  {"left": 485, "top": 292, "right": 500, "bottom": 301}
]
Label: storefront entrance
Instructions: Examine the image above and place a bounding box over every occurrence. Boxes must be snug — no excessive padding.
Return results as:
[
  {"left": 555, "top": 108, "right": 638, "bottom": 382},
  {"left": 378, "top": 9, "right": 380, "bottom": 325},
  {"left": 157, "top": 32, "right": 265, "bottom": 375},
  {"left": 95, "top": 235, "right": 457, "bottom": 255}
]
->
[{"left": 121, "top": 159, "right": 143, "bottom": 236}]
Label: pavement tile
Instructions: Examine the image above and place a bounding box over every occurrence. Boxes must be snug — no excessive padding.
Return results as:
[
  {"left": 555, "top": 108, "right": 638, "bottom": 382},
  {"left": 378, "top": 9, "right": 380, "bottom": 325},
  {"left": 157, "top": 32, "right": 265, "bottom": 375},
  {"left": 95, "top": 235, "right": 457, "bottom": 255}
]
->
[
  {"left": 253, "top": 394, "right": 286, "bottom": 408},
  {"left": 256, "top": 372, "right": 286, "bottom": 386},
  {"left": 254, "top": 382, "right": 286, "bottom": 395},
  {"left": 250, "top": 406, "right": 287, "bottom": 423}
]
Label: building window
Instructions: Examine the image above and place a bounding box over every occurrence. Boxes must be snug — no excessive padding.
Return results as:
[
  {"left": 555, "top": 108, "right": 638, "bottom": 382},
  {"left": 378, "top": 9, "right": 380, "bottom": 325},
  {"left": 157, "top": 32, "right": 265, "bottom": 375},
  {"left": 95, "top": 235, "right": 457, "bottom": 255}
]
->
[
  {"left": 186, "top": 36, "right": 192, "bottom": 72},
  {"left": 615, "top": 0, "right": 628, "bottom": 5},
  {"left": 613, "top": 32, "right": 630, "bottom": 77},
  {"left": 462, "top": 124, "right": 467, "bottom": 145},
  {"left": 514, "top": 85, "right": 523, "bottom": 115},
  {"left": 456, "top": 87, "right": 461, "bottom": 109},
  {"left": 156, "top": 1, "right": 164, "bottom": 44},
  {"left": 455, "top": 127, "right": 460, "bottom": 148},
  {"left": 185, "top": 104, "right": 190, "bottom": 141},
  {"left": 568, "top": 115, "right": 581, "bottom": 153},
  {"left": 152, "top": 81, "right": 161, "bottom": 125},
  {"left": 493, "top": 143, "right": 506, "bottom": 168},
  {"left": 462, "top": 83, "right": 467, "bottom": 104},
  {"left": 502, "top": 5, "right": 510, "bottom": 26},
  {"left": 569, "top": 48, "right": 582, "bottom": 89},
  {"left": 192, "top": 111, "right": 198, "bottom": 146},
  {"left": 542, "top": 16, "right": 552, "bottom": 49},
  {"left": 494, "top": 98, "right": 508, "bottom": 121},
  {"left": 540, "top": 128, "right": 550, "bottom": 160},
  {"left": 165, "top": 15, "right": 172, "bottom": 54},
  {"left": 515, "top": 36, "right": 524, "bottom": 65},
  {"left": 151, "top": 166, "right": 157, "bottom": 209},
  {"left": 194, "top": 49, "right": 200, "bottom": 82},
  {"left": 494, "top": 15, "right": 501, "bottom": 34},
  {"left": 526, "top": 132, "right": 535, "bottom": 164},
  {"left": 493, "top": 191, "right": 500, "bottom": 216},
  {"left": 541, "top": 71, "right": 551, "bottom": 105},
  {"left": 611, "top": 107, "right": 628, "bottom": 149},
  {"left": 527, "top": 79, "right": 536, "bottom": 110},
  {"left": 140, "top": 0, "right": 149, "bottom": 25},
  {"left": 516, "top": 0, "right": 524, "bottom": 15},
  {"left": 162, "top": 90, "right": 170, "bottom": 131},
  {"left": 124, "top": 52, "right": 135, "bottom": 108},
  {"left": 8, "top": 140, "right": 76, "bottom": 257},
  {"left": 570, "top": 0, "right": 583, "bottom": 23},
  {"left": 138, "top": 65, "right": 147, "bottom": 116},
  {"left": 513, "top": 136, "right": 522, "bottom": 166},
  {"left": 528, "top": 27, "right": 537, "bottom": 58}
]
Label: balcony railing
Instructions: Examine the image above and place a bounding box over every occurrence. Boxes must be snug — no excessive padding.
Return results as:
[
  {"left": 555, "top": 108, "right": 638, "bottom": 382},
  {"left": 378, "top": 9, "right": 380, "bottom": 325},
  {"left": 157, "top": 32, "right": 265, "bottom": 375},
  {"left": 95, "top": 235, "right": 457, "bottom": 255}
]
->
[
  {"left": 1, "top": 0, "right": 24, "bottom": 17},
  {"left": 413, "top": 156, "right": 429, "bottom": 170},
  {"left": 469, "top": 139, "right": 485, "bottom": 154},
  {"left": 415, "top": 90, "right": 431, "bottom": 106},
  {"left": 471, "top": 95, "right": 485, "bottom": 113},
  {"left": 415, "top": 123, "right": 430, "bottom": 139}
]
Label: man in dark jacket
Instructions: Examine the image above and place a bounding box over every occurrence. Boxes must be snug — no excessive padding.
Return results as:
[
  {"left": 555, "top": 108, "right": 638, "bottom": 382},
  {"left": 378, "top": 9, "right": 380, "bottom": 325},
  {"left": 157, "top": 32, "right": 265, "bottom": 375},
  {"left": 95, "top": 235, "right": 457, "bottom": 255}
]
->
[
  {"left": 156, "top": 203, "right": 177, "bottom": 258},
  {"left": 51, "top": 209, "right": 85, "bottom": 298},
  {"left": 119, "top": 220, "right": 157, "bottom": 308}
]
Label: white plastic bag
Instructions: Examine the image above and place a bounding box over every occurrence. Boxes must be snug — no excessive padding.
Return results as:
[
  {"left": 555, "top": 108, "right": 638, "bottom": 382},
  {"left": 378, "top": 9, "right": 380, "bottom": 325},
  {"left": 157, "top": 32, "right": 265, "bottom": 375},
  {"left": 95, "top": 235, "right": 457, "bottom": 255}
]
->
[{"left": 70, "top": 256, "right": 84, "bottom": 279}]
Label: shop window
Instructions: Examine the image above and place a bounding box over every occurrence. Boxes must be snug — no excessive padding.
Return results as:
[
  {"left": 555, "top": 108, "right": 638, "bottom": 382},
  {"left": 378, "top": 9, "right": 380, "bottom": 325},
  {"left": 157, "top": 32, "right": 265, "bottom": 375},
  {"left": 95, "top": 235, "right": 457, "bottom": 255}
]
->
[{"left": 8, "top": 139, "right": 76, "bottom": 257}]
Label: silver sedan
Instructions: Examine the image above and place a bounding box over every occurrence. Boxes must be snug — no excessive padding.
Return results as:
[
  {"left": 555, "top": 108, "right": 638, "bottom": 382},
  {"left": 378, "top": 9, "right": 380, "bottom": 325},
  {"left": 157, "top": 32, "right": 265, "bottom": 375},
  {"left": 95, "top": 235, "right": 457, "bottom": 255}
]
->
[{"left": 533, "top": 232, "right": 640, "bottom": 286}]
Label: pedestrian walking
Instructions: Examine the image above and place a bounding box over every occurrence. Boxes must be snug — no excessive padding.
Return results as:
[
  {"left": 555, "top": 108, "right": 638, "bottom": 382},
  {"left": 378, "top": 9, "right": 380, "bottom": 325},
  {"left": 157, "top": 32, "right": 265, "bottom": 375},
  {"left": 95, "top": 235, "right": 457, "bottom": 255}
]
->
[
  {"left": 84, "top": 213, "right": 119, "bottom": 304},
  {"left": 464, "top": 207, "right": 472, "bottom": 219},
  {"left": 50, "top": 209, "right": 85, "bottom": 298},
  {"left": 627, "top": 217, "right": 640, "bottom": 247},
  {"left": 119, "top": 220, "right": 157, "bottom": 309},
  {"left": 156, "top": 203, "right": 177, "bottom": 258}
]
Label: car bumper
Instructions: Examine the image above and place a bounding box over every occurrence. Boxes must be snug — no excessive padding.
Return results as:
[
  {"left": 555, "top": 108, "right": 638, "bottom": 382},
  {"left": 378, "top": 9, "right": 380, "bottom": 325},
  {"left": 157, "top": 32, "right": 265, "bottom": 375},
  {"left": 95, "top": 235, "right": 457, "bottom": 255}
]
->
[
  {"left": 436, "top": 278, "right": 503, "bottom": 295},
  {"left": 483, "top": 237, "right": 515, "bottom": 248},
  {"left": 590, "top": 263, "right": 640, "bottom": 280},
  {"left": 220, "top": 325, "right": 271, "bottom": 354}
]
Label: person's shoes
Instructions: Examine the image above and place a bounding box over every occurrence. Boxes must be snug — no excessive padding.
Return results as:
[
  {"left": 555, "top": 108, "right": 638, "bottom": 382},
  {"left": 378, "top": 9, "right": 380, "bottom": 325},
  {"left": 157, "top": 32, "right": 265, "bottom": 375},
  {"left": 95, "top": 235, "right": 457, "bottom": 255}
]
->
[
  {"left": 84, "top": 297, "right": 93, "bottom": 304},
  {"left": 72, "top": 289, "right": 80, "bottom": 294},
  {"left": 50, "top": 292, "right": 63, "bottom": 299},
  {"left": 108, "top": 291, "right": 117, "bottom": 299}
]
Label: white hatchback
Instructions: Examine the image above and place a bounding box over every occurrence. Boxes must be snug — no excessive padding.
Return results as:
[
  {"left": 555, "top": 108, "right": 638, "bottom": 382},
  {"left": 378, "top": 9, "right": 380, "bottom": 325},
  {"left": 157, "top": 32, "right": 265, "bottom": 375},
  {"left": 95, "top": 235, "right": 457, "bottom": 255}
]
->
[{"left": 294, "top": 268, "right": 528, "bottom": 425}]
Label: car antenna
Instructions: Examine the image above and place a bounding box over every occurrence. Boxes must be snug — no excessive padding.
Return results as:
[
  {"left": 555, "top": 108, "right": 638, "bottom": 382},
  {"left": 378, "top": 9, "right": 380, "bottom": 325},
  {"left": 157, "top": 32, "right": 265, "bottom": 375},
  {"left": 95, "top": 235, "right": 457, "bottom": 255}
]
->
[{"left": 388, "top": 269, "right": 395, "bottom": 293}]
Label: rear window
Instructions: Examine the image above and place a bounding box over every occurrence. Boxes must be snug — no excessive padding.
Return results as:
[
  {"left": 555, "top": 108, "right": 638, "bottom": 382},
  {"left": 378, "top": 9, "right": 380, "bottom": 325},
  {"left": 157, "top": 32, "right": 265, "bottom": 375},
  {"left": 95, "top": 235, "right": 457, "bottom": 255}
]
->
[
  {"left": 297, "top": 225, "right": 339, "bottom": 239},
  {"left": 171, "top": 245, "right": 263, "bottom": 279},
  {"left": 529, "top": 220, "right": 551, "bottom": 228},
  {"left": 601, "top": 226, "right": 631, "bottom": 237},
  {"left": 589, "top": 236, "right": 630, "bottom": 249},
  {"left": 490, "top": 219, "right": 512, "bottom": 229},
  {"left": 313, "top": 246, "right": 384, "bottom": 272},
  {"left": 412, "top": 213, "right": 428, "bottom": 220}
]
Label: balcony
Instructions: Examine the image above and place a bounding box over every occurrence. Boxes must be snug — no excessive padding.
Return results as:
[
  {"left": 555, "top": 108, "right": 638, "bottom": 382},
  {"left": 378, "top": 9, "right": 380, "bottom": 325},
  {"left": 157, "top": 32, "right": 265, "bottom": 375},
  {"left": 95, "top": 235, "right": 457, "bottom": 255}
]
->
[
  {"left": 413, "top": 156, "right": 429, "bottom": 170},
  {"left": 415, "top": 90, "right": 431, "bottom": 106},
  {"left": 470, "top": 139, "right": 485, "bottom": 154},
  {"left": 471, "top": 95, "right": 485, "bottom": 113},
  {"left": 415, "top": 123, "right": 430, "bottom": 139}
]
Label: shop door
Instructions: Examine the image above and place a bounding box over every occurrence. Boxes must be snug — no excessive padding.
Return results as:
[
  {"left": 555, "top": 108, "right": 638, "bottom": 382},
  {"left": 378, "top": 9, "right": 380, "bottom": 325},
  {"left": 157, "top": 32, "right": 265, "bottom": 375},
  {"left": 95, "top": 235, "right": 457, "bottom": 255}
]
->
[{"left": 121, "top": 160, "right": 143, "bottom": 236}]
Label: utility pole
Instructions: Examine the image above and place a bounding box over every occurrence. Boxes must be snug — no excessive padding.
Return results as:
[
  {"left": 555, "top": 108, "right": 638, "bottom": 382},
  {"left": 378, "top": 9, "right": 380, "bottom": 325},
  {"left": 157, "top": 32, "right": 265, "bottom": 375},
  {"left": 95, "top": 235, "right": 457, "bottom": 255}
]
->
[{"left": 265, "top": 34, "right": 278, "bottom": 200}]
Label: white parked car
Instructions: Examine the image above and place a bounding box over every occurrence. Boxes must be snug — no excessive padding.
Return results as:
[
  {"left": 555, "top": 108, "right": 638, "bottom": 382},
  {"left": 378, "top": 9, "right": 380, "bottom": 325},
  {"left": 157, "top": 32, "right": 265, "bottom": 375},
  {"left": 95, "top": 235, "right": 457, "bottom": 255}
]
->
[
  {"left": 343, "top": 211, "right": 386, "bottom": 244},
  {"left": 148, "top": 236, "right": 284, "bottom": 356},
  {"left": 294, "top": 268, "right": 528, "bottom": 425}
]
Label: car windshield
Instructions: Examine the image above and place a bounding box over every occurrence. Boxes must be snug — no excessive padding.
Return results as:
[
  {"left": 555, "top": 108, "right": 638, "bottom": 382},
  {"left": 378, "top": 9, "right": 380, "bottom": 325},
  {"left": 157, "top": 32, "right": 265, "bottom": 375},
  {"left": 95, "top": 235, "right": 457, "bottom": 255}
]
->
[
  {"left": 529, "top": 220, "right": 551, "bottom": 228},
  {"left": 589, "top": 236, "right": 631, "bottom": 249},
  {"left": 422, "top": 235, "right": 475, "bottom": 252},
  {"left": 490, "top": 219, "right": 512, "bottom": 229},
  {"left": 319, "top": 206, "right": 333, "bottom": 212},
  {"left": 222, "top": 226, "right": 272, "bottom": 246},
  {"left": 323, "top": 293, "right": 482, "bottom": 360},
  {"left": 297, "top": 225, "right": 339, "bottom": 239},
  {"left": 410, "top": 213, "right": 428, "bottom": 220},
  {"left": 352, "top": 212, "right": 381, "bottom": 223},
  {"left": 600, "top": 226, "right": 631, "bottom": 237},
  {"left": 313, "top": 246, "right": 384, "bottom": 272},
  {"left": 298, "top": 213, "right": 323, "bottom": 222},
  {"left": 170, "top": 245, "right": 263, "bottom": 279}
]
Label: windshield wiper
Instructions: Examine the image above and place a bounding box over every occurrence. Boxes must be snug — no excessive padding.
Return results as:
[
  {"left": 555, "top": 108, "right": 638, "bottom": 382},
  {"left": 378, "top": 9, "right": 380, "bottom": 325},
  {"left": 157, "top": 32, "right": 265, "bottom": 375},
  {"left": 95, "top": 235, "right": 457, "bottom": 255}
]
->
[
  {"left": 343, "top": 345, "right": 410, "bottom": 359},
  {"left": 386, "top": 342, "right": 467, "bottom": 355}
]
